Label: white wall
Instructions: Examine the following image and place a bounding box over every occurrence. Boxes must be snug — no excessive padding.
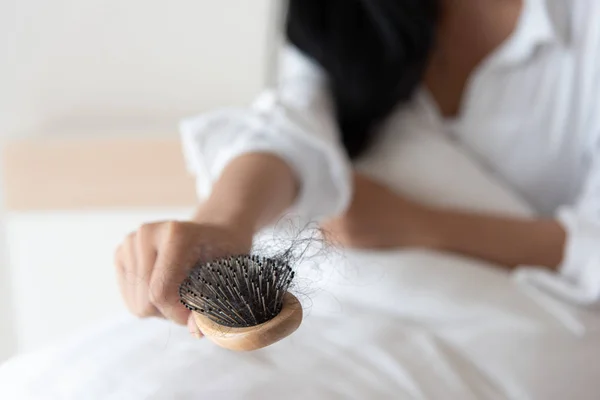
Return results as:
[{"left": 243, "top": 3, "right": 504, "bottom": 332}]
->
[
  {"left": 0, "top": 215, "right": 17, "bottom": 362},
  {"left": 0, "top": 1, "right": 19, "bottom": 359},
  {"left": 5, "top": 210, "right": 192, "bottom": 355},
  {"left": 0, "top": 0, "right": 281, "bottom": 361},
  {"left": 0, "top": 0, "right": 275, "bottom": 139}
]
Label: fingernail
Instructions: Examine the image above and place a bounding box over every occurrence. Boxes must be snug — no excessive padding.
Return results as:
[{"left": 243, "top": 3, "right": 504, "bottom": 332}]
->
[{"left": 190, "top": 329, "right": 203, "bottom": 339}]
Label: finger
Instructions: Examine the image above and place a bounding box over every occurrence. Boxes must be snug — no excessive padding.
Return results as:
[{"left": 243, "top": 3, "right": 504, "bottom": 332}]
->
[
  {"left": 149, "top": 222, "right": 195, "bottom": 325},
  {"left": 120, "top": 232, "right": 160, "bottom": 318},
  {"left": 115, "top": 233, "right": 141, "bottom": 313},
  {"left": 134, "top": 225, "right": 162, "bottom": 318},
  {"left": 114, "top": 244, "right": 128, "bottom": 303},
  {"left": 187, "top": 312, "right": 204, "bottom": 339},
  {"left": 122, "top": 233, "right": 148, "bottom": 315}
]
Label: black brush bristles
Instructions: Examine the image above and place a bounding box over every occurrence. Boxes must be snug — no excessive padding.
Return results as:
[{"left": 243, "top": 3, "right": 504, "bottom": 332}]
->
[{"left": 179, "top": 255, "right": 295, "bottom": 328}]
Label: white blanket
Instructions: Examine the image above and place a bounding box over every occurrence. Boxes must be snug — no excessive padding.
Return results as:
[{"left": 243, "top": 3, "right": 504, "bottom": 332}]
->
[
  {"left": 1, "top": 249, "right": 599, "bottom": 399},
  {"left": 2, "top": 125, "right": 599, "bottom": 399}
]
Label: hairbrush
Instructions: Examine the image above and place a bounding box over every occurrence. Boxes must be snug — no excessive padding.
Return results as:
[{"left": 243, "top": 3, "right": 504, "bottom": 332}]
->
[{"left": 179, "top": 254, "right": 303, "bottom": 351}]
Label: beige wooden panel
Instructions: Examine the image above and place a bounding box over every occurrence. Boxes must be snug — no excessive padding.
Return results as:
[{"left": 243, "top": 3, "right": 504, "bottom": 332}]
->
[{"left": 2, "top": 137, "right": 198, "bottom": 211}]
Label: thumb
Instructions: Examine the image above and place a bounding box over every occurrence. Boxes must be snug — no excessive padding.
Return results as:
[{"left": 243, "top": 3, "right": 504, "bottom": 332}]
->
[{"left": 188, "top": 312, "right": 204, "bottom": 339}]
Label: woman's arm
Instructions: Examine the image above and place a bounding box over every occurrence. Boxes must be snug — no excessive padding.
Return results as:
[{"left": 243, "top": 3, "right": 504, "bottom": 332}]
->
[
  {"left": 192, "top": 153, "right": 299, "bottom": 233},
  {"left": 429, "top": 209, "right": 566, "bottom": 270},
  {"left": 115, "top": 45, "right": 354, "bottom": 331},
  {"left": 323, "top": 173, "right": 566, "bottom": 270},
  {"left": 180, "top": 44, "right": 353, "bottom": 223}
]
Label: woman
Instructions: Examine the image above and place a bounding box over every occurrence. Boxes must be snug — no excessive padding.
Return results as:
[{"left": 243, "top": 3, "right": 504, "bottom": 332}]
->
[{"left": 115, "top": 0, "right": 600, "bottom": 337}]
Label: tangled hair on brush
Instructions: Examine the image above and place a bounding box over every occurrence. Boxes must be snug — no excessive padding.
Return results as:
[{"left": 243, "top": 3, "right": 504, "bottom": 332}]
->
[
  {"left": 179, "top": 255, "right": 295, "bottom": 328},
  {"left": 286, "top": 0, "right": 440, "bottom": 159},
  {"left": 179, "top": 221, "right": 330, "bottom": 328}
]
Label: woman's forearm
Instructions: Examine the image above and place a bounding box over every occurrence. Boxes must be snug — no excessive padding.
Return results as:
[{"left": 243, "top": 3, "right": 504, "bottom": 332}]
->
[
  {"left": 192, "top": 153, "right": 299, "bottom": 233},
  {"left": 430, "top": 209, "right": 567, "bottom": 270},
  {"left": 323, "top": 173, "right": 568, "bottom": 270},
  {"left": 198, "top": 159, "right": 568, "bottom": 270}
]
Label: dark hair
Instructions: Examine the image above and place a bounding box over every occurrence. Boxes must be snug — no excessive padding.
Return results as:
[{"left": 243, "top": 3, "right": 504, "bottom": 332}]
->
[{"left": 286, "top": 0, "right": 440, "bottom": 159}]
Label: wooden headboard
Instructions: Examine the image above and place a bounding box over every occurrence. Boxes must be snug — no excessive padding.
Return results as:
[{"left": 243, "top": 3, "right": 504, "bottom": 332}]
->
[{"left": 2, "top": 137, "right": 198, "bottom": 211}]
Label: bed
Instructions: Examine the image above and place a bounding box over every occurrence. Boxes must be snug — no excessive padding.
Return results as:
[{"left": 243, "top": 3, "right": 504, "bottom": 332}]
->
[{"left": 2, "top": 124, "right": 599, "bottom": 399}]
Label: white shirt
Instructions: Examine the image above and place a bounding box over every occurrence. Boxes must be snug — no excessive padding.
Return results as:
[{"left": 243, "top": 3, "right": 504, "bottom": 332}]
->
[{"left": 180, "top": 0, "right": 600, "bottom": 307}]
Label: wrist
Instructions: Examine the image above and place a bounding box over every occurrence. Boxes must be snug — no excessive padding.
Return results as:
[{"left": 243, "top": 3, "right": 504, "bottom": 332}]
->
[{"left": 192, "top": 198, "right": 258, "bottom": 238}]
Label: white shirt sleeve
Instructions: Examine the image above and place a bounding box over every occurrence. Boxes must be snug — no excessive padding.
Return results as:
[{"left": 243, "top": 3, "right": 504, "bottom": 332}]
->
[
  {"left": 515, "top": 134, "right": 600, "bottom": 307},
  {"left": 179, "top": 44, "right": 353, "bottom": 222},
  {"left": 553, "top": 136, "right": 600, "bottom": 306}
]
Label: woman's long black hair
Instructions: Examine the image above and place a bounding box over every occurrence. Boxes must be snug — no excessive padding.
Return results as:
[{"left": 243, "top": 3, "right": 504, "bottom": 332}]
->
[{"left": 286, "top": 0, "right": 440, "bottom": 159}]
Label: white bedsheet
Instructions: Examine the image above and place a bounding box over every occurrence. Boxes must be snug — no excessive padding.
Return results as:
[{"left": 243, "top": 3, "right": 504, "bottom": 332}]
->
[
  {"left": 1, "top": 248, "right": 600, "bottom": 399},
  {"left": 3, "top": 119, "right": 600, "bottom": 399}
]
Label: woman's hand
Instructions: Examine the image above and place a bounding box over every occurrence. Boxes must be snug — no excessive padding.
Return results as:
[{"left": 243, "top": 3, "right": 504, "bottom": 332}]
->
[
  {"left": 114, "top": 152, "right": 299, "bottom": 338},
  {"left": 322, "top": 173, "right": 439, "bottom": 250},
  {"left": 114, "top": 218, "right": 253, "bottom": 338}
]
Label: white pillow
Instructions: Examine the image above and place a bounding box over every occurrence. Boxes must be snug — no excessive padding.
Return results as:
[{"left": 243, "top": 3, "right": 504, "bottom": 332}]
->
[{"left": 356, "top": 108, "right": 534, "bottom": 218}]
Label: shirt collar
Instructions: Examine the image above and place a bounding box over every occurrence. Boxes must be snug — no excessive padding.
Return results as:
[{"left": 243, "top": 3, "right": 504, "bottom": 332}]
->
[{"left": 488, "top": 0, "right": 563, "bottom": 68}]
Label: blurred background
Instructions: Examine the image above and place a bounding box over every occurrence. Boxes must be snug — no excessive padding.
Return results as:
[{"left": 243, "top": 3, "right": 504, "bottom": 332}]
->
[{"left": 0, "top": 0, "right": 284, "bottom": 362}]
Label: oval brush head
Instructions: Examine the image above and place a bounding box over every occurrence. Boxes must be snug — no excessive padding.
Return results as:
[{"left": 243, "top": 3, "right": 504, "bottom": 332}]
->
[{"left": 179, "top": 255, "right": 303, "bottom": 351}]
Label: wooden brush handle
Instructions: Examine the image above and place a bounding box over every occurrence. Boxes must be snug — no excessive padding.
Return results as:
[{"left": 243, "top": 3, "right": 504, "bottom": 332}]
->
[{"left": 193, "top": 292, "right": 303, "bottom": 352}]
